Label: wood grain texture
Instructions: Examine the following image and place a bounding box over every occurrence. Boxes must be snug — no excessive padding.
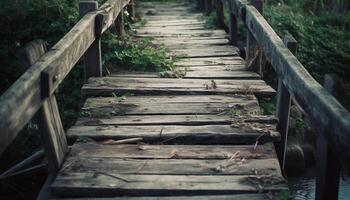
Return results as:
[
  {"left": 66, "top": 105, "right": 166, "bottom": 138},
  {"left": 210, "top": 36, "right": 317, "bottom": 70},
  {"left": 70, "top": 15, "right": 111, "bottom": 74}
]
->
[
  {"left": 111, "top": 70, "right": 260, "bottom": 79},
  {"left": 52, "top": 194, "right": 269, "bottom": 200},
  {"left": 67, "top": 124, "right": 279, "bottom": 144},
  {"left": 52, "top": 143, "right": 286, "bottom": 197},
  {"left": 244, "top": 4, "right": 350, "bottom": 163},
  {"left": 76, "top": 114, "right": 277, "bottom": 126},
  {"left": 82, "top": 77, "right": 276, "bottom": 97}
]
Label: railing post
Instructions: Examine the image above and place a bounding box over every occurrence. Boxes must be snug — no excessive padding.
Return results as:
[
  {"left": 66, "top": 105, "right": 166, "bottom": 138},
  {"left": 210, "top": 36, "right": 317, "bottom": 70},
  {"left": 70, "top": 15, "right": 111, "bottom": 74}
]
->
[
  {"left": 274, "top": 35, "right": 297, "bottom": 174},
  {"left": 204, "top": 0, "right": 212, "bottom": 15},
  {"left": 215, "top": 0, "right": 228, "bottom": 32},
  {"left": 315, "top": 74, "right": 341, "bottom": 200},
  {"left": 127, "top": 0, "right": 135, "bottom": 21},
  {"left": 20, "top": 40, "right": 68, "bottom": 173},
  {"left": 115, "top": 8, "right": 125, "bottom": 36},
  {"left": 197, "top": 0, "right": 205, "bottom": 10},
  {"left": 229, "top": 11, "right": 238, "bottom": 45},
  {"left": 246, "top": 0, "right": 263, "bottom": 74},
  {"left": 79, "top": 1, "right": 102, "bottom": 80}
]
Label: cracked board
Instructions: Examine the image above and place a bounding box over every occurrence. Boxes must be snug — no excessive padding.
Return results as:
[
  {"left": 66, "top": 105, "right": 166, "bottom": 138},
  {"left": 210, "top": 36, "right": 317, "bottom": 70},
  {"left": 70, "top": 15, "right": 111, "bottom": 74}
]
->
[
  {"left": 81, "top": 77, "right": 276, "bottom": 97},
  {"left": 51, "top": 144, "right": 288, "bottom": 198}
]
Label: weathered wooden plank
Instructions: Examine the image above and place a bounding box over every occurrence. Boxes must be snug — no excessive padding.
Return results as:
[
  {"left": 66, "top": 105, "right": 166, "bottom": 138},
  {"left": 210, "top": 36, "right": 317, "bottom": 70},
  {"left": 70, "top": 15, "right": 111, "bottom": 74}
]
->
[
  {"left": 59, "top": 157, "right": 282, "bottom": 176},
  {"left": 175, "top": 57, "right": 244, "bottom": 67},
  {"left": 167, "top": 45, "right": 239, "bottom": 58},
  {"left": 137, "top": 29, "right": 226, "bottom": 35},
  {"left": 245, "top": 4, "right": 350, "bottom": 163},
  {"left": 51, "top": 194, "right": 269, "bottom": 200},
  {"left": 138, "top": 25, "right": 206, "bottom": 32},
  {"left": 153, "top": 38, "right": 229, "bottom": 46},
  {"left": 52, "top": 174, "right": 286, "bottom": 197},
  {"left": 82, "top": 77, "right": 276, "bottom": 97},
  {"left": 0, "top": 0, "right": 130, "bottom": 155},
  {"left": 176, "top": 65, "right": 246, "bottom": 71},
  {"left": 83, "top": 95, "right": 257, "bottom": 104},
  {"left": 110, "top": 71, "right": 259, "bottom": 79},
  {"left": 137, "top": 31, "right": 227, "bottom": 38},
  {"left": 67, "top": 143, "right": 276, "bottom": 160},
  {"left": 67, "top": 124, "right": 279, "bottom": 144},
  {"left": 80, "top": 95, "right": 260, "bottom": 114},
  {"left": 76, "top": 114, "right": 277, "bottom": 126},
  {"left": 80, "top": 102, "right": 259, "bottom": 116}
]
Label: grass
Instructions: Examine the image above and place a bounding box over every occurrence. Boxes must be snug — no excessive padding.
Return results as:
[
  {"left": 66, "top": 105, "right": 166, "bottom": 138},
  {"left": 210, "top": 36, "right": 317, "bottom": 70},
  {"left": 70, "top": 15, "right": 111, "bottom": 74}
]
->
[{"left": 0, "top": 0, "right": 174, "bottom": 184}]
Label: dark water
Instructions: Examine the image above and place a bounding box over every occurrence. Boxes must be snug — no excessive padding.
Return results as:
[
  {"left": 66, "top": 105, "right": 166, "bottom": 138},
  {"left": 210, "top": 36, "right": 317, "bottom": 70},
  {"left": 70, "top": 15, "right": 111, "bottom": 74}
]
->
[{"left": 289, "top": 176, "right": 350, "bottom": 200}]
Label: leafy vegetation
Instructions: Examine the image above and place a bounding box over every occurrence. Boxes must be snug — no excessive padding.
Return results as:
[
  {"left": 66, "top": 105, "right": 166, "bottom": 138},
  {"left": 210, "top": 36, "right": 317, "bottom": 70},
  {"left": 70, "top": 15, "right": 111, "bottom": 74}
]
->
[
  {"left": 205, "top": 0, "right": 350, "bottom": 110},
  {"left": 0, "top": 0, "right": 173, "bottom": 175}
]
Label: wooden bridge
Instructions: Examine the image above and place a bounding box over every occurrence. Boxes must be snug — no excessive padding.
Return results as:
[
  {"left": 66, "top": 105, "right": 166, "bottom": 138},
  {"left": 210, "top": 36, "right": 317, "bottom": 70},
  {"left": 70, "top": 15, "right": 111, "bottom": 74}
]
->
[{"left": 0, "top": 0, "right": 349, "bottom": 199}]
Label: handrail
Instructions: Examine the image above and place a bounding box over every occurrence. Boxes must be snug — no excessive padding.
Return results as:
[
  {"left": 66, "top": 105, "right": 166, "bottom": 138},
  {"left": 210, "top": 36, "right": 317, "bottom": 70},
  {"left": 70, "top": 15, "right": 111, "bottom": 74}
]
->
[
  {"left": 0, "top": 0, "right": 131, "bottom": 155},
  {"left": 224, "top": 0, "right": 350, "bottom": 167},
  {"left": 204, "top": 0, "right": 350, "bottom": 199}
]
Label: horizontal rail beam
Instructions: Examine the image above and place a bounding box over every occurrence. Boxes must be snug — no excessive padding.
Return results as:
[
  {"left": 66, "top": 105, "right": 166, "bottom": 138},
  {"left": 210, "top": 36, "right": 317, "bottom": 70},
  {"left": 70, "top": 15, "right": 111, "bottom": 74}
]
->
[
  {"left": 242, "top": 3, "right": 350, "bottom": 165},
  {"left": 225, "top": 0, "right": 350, "bottom": 166},
  {"left": 0, "top": 0, "right": 130, "bottom": 155}
]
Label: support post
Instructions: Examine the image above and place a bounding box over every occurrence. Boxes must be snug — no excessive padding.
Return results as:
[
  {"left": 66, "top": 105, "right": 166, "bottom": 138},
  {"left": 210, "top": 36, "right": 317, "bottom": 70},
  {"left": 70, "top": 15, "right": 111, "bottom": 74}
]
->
[
  {"left": 204, "top": 0, "right": 212, "bottom": 15},
  {"left": 274, "top": 35, "right": 297, "bottom": 174},
  {"left": 79, "top": 1, "right": 102, "bottom": 80},
  {"left": 215, "top": 0, "right": 228, "bottom": 32},
  {"left": 315, "top": 74, "right": 341, "bottom": 200},
  {"left": 229, "top": 12, "right": 238, "bottom": 45},
  {"left": 246, "top": 0, "right": 263, "bottom": 73},
  {"left": 115, "top": 9, "right": 125, "bottom": 37},
  {"left": 197, "top": 0, "right": 204, "bottom": 10},
  {"left": 127, "top": 0, "right": 135, "bottom": 20},
  {"left": 20, "top": 40, "right": 68, "bottom": 173}
]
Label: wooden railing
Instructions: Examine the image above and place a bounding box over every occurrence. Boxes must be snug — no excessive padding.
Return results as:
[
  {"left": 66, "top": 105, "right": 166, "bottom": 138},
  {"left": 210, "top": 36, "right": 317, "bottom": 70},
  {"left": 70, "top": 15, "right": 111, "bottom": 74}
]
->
[
  {"left": 0, "top": 0, "right": 133, "bottom": 182},
  {"left": 198, "top": 0, "right": 350, "bottom": 199}
]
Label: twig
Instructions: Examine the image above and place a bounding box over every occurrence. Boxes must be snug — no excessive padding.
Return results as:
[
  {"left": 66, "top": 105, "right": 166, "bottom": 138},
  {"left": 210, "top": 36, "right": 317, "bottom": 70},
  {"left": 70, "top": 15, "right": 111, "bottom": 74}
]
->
[
  {"left": 101, "top": 137, "right": 143, "bottom": 145},
  {"left": 93, "top": 170, "right": 130, "bottom": 182}
]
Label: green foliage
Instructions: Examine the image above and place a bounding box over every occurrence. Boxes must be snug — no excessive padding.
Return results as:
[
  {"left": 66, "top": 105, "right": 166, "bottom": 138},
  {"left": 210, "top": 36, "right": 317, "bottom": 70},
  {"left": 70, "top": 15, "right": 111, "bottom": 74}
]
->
[
  {"left": 0, "top": 0, "right": 174, "bottom": 171},
  {"left": 102, "top": 32, "right": 176, "bottom": 73}
]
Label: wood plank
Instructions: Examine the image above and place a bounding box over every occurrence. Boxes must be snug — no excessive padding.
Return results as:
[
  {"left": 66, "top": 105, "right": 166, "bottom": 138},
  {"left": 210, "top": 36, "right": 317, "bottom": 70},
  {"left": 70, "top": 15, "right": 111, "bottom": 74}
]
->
[
  {"left": 52, "top": 174, "right": 286, "bottom": 197},
  {"left": 137, "top": 29, "right": 227, "bottom": 36},
  {"left": 139, "top": 25, "right": 206, "bottom": 31},
  {"left": 51, "top": 194, "right": 269, "bottom": 200},
  {"left": 175, "top": 57, "right": 244, "bottom": 67},
  {"left": 59, "top": 158, "right": 282, "bottom": 176},
  {"left": 110, "top": 71, "right": 260, "bottom": 80},
  {"left": 176, "top": 65, "right": 246, "bottom": 71},
  {"left": 80, "top": 95, "right": 260, "bottom": 116},
  {"left": 67, "top": 124, "right": 279, "bottom": 144},
  {"left": 167, "top": 45, "right": 239, "bottom": 58},
  {"left": 76, "top": 114, "right": 277, "bottom": 126},
  {"left": 153, "top": 38, "right": 229, "bottom": 46},
  {"left": 83, "top": 95, "right": 258, "bottom": 104},
  {"left": 68, "top": 143, "right": 276, "bottom": 160},
  {"left": 82, "top": 77, "right": 276, "bottom": 97}
]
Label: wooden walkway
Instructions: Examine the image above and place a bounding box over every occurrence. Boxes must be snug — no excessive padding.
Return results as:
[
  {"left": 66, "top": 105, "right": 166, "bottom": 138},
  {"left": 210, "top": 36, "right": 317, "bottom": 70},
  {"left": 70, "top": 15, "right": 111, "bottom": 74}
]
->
[{"left": 51, "top": 1, "right": 287, "bottom": 198}]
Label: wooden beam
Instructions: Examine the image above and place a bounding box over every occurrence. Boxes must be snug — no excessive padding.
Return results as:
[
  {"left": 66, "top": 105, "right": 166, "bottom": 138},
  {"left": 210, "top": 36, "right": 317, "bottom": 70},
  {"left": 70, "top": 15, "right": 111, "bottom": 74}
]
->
[
  {"left": 246, "top": 0, "right": 263, "bottom": 74},
  {"left": 215, "top": 0, "right": 228, "bottom": 32},
  {"left": 127, "top": 0, "right": 135, "bottom": 20},
  {"left": 204, "top": 0, "right": 213, "bottom": 15},
  {"left": 115, "top": 8, "right": 125, "bottom": 37},
  {"left": 0, "top": 0, "right": 130, "bottom": 155},
  {"left": 274, "top": 35, "right": 297, "bottom": 173},
  {"left": 315, "top": 74, "right": 341, "bottom": 200},
  {"left": 79, "top": 1, "right": 103, "bottom": 80},
  {"left": 244, "top": 4, "right": 350, "bottom": 166}
]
